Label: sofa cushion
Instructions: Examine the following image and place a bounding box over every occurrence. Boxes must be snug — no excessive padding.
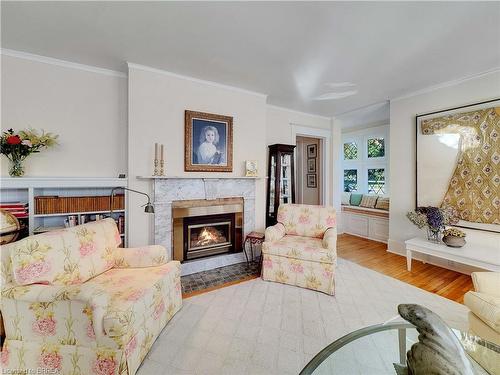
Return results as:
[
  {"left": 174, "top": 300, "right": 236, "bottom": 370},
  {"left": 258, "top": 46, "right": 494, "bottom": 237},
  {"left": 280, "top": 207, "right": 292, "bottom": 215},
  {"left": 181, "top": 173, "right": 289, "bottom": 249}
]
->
[
  {"left": 464, "top": 291, "right": 500, "bottom": 332},
  {"left": 341, "top": 192, "right": 351, "bottom": 205},
  {"left": 350, "top": 193, "right": 363, "bottom": 206},
  {"left": 360, "top": 195, "right": 378, "bottom": 208},
  {"left": 9, "top": 218, "right": 121, "bottom": 286},
  {"left": 276, "top": 204, "right": 336, "bottom": 238},
  {"left": 262, "top": 235, "right": 335, "bottom": 264},
  {"left": 90, "top": 261, "right": 181, "bottom": 345},
  {"left": 375, "top": 197, "right": 390, "bottom": 210}
]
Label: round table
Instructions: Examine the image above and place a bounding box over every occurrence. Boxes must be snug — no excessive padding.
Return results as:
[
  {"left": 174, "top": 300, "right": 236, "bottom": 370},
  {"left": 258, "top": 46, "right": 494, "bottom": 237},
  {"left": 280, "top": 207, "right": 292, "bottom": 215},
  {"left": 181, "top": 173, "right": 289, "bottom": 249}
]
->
[{"left": 300, "top": 322, "right": 500, "bottom": 375}]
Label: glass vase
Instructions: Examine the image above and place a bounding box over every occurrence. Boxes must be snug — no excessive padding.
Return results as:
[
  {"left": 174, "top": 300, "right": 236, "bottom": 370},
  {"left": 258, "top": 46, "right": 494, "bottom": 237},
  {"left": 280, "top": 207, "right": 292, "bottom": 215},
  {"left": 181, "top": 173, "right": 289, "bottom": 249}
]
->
[
  {"left": 9, "top": 156, "right": 25, "bottom": 177},
  {"left": 427, "top": 228, "right": 441, "bottom": 243}
]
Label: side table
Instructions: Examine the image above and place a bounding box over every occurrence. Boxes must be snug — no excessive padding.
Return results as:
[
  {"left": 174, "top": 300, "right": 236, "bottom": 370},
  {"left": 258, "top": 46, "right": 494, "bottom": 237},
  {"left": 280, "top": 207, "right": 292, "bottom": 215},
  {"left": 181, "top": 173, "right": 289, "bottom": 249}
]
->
[{"left": 243, "top": 231, "right": 265, "bottom": 266}]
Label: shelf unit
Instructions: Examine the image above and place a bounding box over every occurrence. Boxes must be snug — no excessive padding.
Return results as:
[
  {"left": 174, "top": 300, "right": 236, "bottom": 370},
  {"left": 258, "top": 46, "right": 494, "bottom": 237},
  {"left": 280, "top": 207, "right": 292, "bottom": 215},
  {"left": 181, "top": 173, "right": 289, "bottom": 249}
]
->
[
  {"left": 266, "top": 144, "right": 296, "bottom": 226},
  {"left": 0, "top": 177, "right": 128, "bottom": 244}
]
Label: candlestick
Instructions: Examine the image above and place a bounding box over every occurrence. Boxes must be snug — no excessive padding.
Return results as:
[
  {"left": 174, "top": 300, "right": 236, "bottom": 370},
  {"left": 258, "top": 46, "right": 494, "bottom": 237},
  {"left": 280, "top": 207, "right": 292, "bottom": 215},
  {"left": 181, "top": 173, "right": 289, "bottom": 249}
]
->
[
  {"left": 160, "top": 159, "right": 165, "bottom": 176},
  {"left": 155, "top": 143, "right": 158, "bottom": 160},
  {"left": 153, "top": 158, "right": 159, "bottom": 176},
  {"left": 160, "top": 144, "right": 164, "bottom": 162}
]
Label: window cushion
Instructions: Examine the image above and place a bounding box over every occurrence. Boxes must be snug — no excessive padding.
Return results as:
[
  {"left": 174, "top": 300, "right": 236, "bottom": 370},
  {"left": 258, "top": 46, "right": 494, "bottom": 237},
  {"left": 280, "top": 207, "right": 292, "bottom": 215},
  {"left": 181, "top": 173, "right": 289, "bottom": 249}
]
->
[
  {"left": 360, "top": 195, "right": 378, "bottom": 208},
  {"left": 350, "top": 193, "right": 363, "bottom": 206},
  {"left": 341, "top": 192, "right": 351, "bottom": 205},
  {"left": 375, "top": 197, "right": 390, "bottom": 210}
]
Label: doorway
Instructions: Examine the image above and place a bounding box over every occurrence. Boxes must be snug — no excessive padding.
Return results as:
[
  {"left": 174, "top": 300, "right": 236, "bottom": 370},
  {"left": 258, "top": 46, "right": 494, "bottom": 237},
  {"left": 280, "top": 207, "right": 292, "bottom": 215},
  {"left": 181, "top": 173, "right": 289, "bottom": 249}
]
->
[{"left": 296, "top": 136, "right": 321, "bottom": 205}]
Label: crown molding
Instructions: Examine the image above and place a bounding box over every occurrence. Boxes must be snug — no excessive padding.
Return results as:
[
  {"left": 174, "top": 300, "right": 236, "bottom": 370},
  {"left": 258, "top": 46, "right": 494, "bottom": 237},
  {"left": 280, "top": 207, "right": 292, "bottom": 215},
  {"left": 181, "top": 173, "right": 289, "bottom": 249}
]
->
[
  {"left": 127, "top": 62, "right": 268, "bottom": 99},
  {"left": 391, "top": 67, "right": 500, "bottom": 102},
  {"left": 266, "top": 104, "right": 332, "bottom": 121},
  {"left": 1, "top": 48, "right": 127, "bottom": 78}
]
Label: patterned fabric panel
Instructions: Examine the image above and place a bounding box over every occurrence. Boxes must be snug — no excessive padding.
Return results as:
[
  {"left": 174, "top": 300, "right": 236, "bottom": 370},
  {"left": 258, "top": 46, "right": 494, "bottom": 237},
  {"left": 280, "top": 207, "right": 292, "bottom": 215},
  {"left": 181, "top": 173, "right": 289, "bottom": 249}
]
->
[
  {"left": 276, "top": 204, "right": 336, "bottom": 238},
  {"left": 262, "top": 235, "right": 335, "bottom": 264},
  {"left": 421, "top": 107, "right": 499, "bottom": 224},
  {"left": 261, "top": 253, "right": 335, "bottom": 295},
  {"left": 7, "top": 218, "right": 120, "bottom": 286},
  {"left": 359, "top": 195, "right": 378, "bottom": 208},
  {"left": 375, "top": 197, "right": 390, "bottom": 210}
]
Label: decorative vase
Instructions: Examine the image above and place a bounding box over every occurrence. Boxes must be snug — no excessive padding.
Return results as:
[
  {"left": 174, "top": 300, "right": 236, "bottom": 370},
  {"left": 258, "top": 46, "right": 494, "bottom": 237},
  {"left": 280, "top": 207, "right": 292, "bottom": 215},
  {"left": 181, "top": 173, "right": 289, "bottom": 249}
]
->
[
  {"left": 8, "top": 156, "right": 25, "bottom": 177},
  {"left": 442, "top": 235, "right": 466, "bottom": 248},
  {"left": 427, "top": 228, "right": 441, "bottom": 243}
]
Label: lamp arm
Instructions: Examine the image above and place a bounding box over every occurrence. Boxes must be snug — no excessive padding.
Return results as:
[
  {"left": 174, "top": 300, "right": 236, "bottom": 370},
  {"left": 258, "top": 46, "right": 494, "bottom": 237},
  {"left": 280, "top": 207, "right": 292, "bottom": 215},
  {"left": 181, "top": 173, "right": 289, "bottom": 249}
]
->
[{"left": 110, "top": 187, "right": 152, "bottom": 213}]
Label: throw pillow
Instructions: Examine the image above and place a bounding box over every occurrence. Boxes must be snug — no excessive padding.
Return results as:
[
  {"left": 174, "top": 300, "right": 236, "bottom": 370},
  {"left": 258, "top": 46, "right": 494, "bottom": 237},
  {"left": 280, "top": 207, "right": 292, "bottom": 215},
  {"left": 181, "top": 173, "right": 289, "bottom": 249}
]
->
[
  {"left": 350, "top": 193, "right": 363, "bottom": 206},
  {"left": 360, "top": 195, "right": 378, "bottom": 208},
  {"left": 341, "top": 192, "right": 351, "bottom": 205},
  {"left": 375, "top": 197, "right": 390, "bottom": 210}
]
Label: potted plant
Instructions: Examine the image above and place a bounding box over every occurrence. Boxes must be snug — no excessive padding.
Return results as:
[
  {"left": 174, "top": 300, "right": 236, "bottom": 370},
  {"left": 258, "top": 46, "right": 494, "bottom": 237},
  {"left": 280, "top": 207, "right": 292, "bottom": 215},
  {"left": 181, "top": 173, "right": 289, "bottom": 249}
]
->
[
  {"left": 407, "top": 206, "right": 458, "bottom": 243},
  {"left": 0, "top": 128, "right": 58, "bottom": 177},
  {"left": 442, "top": 228, "right": 466, "bottom": 248}
]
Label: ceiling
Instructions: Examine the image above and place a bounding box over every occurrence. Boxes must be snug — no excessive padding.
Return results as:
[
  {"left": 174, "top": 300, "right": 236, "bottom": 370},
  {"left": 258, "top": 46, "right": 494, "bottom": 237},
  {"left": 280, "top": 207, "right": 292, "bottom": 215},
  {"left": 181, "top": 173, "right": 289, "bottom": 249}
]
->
[{"left": 2, "top": 2, "right": 500, "bottom": 120}]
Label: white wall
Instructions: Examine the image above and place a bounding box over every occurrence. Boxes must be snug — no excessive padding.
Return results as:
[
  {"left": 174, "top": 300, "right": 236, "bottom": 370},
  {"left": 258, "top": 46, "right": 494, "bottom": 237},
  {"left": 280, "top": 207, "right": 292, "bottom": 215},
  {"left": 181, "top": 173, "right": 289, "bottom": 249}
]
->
[
  {"left": 128, "top": 64, "right": 268, "bottom": 246},
  {"left": 389, "top": 70, "right": 500, "bottom": 256},
  {"left": 1, "top": 54, "right": 127, "bottom": 176}
]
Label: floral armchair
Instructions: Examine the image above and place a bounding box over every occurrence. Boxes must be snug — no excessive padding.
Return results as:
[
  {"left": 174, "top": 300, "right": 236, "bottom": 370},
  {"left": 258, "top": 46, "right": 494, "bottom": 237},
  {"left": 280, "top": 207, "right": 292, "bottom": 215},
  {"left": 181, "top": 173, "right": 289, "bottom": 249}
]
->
[
  {"left": 262, "top": 204, "right": 337, "bottom": 295},
  {"left": 0, "top": 218, "right": 182, "bottom": 375}
]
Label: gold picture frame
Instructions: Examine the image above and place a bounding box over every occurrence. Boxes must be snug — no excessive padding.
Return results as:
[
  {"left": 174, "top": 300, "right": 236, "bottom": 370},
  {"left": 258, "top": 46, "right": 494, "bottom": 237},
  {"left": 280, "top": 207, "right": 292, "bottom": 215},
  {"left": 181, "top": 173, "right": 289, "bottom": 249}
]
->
[{"left": 185, "top": 110, "right": 233, "bottom": 172}]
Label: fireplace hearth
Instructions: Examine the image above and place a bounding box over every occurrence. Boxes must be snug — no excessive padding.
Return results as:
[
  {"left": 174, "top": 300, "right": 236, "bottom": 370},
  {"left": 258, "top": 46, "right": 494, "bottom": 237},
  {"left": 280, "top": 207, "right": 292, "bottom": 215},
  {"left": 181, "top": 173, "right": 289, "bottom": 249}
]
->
[{"left": 172, "top": 198, "right": 243, "bottom": 262}]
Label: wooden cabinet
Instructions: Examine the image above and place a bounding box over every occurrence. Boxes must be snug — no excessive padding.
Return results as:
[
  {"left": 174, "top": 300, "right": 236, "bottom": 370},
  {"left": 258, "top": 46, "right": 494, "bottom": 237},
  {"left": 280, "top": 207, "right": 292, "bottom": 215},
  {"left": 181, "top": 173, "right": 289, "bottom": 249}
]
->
[{"left": 266, "top": 144, "right": 296, "bottom": 226}]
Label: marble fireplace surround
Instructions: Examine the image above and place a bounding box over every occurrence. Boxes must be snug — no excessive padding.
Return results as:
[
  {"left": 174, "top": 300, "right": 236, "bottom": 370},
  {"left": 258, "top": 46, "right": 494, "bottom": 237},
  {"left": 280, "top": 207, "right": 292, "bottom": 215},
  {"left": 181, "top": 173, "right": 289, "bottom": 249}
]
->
[{"left": 144, "top": 176, "right": 258, "bottom": 275}]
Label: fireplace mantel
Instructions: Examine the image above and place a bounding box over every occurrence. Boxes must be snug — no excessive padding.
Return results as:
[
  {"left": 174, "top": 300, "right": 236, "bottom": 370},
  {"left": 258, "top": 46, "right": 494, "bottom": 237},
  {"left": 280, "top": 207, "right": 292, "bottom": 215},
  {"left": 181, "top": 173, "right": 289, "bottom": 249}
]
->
[
  {"left": 137, "top": 175, "right": 262, "bottom": 180},
  {"left": 144, "top": 176, "right": 257, "bottom": 275}
]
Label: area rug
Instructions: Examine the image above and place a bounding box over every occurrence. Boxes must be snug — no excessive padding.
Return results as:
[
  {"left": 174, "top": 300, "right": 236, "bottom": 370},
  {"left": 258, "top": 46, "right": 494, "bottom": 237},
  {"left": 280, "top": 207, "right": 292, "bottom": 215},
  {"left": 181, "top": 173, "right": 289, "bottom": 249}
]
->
[{"left": 137, "top": 258, "right": 469, "bottom": 375}]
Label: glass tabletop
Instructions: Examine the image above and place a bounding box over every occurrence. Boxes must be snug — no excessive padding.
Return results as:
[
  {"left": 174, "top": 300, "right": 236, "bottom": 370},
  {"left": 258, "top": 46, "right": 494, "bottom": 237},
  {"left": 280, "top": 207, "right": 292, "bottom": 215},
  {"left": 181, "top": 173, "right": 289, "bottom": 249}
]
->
[{"left": 300, "top": 322, "right": 500, "bottom": 375}]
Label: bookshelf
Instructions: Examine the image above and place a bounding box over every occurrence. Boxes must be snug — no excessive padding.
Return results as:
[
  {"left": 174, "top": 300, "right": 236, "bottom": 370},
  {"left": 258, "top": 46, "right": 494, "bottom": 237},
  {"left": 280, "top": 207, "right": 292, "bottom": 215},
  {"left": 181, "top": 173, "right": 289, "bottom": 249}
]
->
[{"left": 0, "top": 177, "right": 128, "bottom": 245}]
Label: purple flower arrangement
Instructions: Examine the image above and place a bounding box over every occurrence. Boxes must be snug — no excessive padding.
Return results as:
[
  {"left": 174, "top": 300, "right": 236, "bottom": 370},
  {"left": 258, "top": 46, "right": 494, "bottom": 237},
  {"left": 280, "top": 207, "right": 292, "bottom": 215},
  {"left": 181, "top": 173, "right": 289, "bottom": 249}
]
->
[{"left": 407, "top": 206, "right": 459, "bottom": 242}]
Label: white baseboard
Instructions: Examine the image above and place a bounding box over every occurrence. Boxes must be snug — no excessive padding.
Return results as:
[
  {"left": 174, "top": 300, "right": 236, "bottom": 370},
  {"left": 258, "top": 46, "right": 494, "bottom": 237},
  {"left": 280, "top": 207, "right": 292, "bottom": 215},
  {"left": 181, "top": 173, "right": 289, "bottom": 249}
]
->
[{"left": 344, "top": 231, "right": 387, "bottom": 244}]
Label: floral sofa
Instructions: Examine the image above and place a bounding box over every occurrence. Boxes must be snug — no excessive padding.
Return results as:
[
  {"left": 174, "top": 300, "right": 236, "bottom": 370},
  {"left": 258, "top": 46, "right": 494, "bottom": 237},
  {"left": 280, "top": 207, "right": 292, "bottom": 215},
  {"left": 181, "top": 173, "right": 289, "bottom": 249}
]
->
[
  {"left": 0, "top": 218, "right": 182, "bottom": 375},
  {"left": 262, "top": 204, "right": 337, "bottom": 295}
]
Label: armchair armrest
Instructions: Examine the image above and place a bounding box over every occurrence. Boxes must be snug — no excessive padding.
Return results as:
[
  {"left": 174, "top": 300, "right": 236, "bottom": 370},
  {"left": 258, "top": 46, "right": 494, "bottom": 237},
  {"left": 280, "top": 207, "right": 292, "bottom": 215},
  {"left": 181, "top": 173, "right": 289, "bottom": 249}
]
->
[
  {"left": 322, "top": 227, "right": 337, "bottom": 251},
  {"left": 1, "top": 282, "right": 109, "bottom": 341},
  {"left": 265, "top": 223, "right": 286, "bottom": 242},
  {"left": 472, "top": 272, "right": 500, "bottom": 297},
  {"left": 114, "top": 245, "right": 168, "bottom": 268}
]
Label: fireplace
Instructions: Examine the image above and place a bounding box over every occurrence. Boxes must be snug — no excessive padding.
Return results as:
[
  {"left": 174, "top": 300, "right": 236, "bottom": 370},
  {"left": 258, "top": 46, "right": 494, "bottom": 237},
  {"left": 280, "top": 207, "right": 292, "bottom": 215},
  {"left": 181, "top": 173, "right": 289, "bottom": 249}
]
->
[
  {"left": 184, "top": 213, "right": 235, "bottom": 260},
  {"left": 172, "top": 198, "right": 243, "bottom": 262}
]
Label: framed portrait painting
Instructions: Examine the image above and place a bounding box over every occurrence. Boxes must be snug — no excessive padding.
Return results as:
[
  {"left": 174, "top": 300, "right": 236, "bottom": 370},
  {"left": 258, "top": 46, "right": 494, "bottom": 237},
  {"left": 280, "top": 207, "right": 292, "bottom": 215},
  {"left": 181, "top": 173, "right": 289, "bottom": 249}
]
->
[
  {"left": 185, "top": 110, "right": 233, "bottom": 172},
  {"left": 416, "top": 98, "right": 500, "bottom": 233}
]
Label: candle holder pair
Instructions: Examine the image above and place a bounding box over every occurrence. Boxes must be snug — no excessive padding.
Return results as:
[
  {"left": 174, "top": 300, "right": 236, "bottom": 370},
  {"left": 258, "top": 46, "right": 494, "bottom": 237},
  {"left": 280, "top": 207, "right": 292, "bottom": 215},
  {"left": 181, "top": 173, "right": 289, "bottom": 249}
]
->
[{"left": 153, "top": 143, "right": 165, "bottom": 176}]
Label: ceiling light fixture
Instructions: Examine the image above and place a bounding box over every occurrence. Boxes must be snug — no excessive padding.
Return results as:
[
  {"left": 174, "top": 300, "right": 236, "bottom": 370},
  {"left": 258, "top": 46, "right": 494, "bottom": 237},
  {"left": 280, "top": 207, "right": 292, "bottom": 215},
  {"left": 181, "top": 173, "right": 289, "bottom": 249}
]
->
[{"left": 312, "top": 90, "right": 358, "bottom": 100}]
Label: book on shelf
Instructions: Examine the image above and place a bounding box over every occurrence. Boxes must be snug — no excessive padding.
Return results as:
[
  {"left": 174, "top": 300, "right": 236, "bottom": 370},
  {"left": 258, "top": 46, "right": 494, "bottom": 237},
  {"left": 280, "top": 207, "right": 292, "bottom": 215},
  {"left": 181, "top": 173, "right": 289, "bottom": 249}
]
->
[{"left": 1, "top": 201, "right": 29, "bottom": 218}]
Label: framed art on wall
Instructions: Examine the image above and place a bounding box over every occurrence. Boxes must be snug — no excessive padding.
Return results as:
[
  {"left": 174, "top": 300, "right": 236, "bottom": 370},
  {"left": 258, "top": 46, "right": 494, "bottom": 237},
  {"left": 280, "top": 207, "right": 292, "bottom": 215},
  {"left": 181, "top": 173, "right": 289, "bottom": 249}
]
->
[
  {"left": 416, "top": 98, "right": 500, "bottom": 233},
  {"left": 307, "top": 174, "right": 317, "bottom": 188},
  {"left": 307, "top": 144, "right": 317, "bottom": 158},
  {"left": 185, "top": 110, "right": 233, "bottom": 172},
  {"left": 307, "top": 158, "right": 316, "bottom": 173}
]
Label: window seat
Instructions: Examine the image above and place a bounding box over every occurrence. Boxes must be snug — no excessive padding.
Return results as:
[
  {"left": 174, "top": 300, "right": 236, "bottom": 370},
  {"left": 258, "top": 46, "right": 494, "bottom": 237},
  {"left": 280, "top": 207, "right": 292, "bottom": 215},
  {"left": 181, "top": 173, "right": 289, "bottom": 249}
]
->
[{"left": 341, "top": 204, "right": 389, "bottom": 243}]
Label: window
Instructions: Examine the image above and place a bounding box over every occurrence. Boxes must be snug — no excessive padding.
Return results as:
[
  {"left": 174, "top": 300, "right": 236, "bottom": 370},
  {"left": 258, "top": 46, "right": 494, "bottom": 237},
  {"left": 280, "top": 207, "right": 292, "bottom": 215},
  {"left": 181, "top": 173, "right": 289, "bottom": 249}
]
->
[
  {"left": 367, "top": 168, "right": 385, "bottom": 195},
  {"left": 341, "top": 127, "right": 389, "bottom": 196},
  {"left": 343, "top": 141, "right": 358, "bottom": 160},
  {"left": 343, "top": 169, "right": 358, "bottom": 192},
  {"left": 367, "top": 138, "right": 385, "bottom": 158}
]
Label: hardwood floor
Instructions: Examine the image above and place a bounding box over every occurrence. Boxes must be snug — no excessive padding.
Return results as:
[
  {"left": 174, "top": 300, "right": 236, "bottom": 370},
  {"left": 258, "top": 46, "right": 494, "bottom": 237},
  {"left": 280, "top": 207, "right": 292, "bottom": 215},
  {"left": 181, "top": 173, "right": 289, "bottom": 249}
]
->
[{"left": 337, "top": 234, "right": 474, "bottom": 303}]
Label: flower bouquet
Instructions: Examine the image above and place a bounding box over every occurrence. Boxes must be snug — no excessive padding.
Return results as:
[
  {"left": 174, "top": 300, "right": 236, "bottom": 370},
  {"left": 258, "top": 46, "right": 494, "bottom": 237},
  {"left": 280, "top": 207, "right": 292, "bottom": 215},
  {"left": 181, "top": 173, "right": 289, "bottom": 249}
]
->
[
  {"left": 0, "top": 128, "right": 58, "bottom": 176},
  {"left": 407, "top": 206, "right": 458, "bottom": 243}
]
